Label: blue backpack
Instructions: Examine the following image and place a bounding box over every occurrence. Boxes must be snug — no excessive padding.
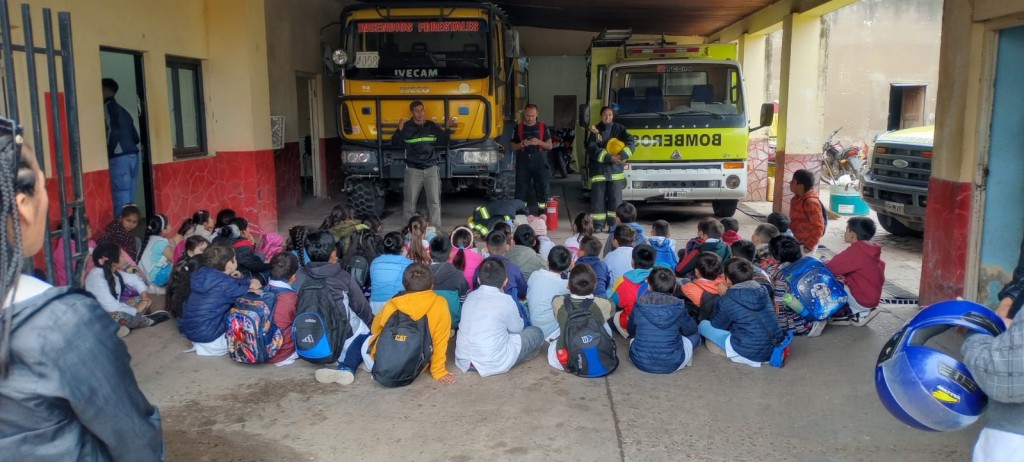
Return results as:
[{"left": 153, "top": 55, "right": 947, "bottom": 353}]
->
[
  {"left": 650, "top": 238, "right": 678, "bottom": 269},
  {"left": 225, "top": 291, "right": 283, "bottom": 364},
  {"left": 778, "top": 257, "right": 848, "bottom": 321}
]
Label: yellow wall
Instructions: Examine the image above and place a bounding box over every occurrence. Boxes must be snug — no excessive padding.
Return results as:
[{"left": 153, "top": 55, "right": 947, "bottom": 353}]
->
[{"left": 9, "top": 0, "right": 271, "bottom": 175}]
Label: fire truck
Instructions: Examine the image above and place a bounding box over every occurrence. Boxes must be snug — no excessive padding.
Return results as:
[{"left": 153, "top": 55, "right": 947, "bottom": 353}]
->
[
  {"left": 328, "top": 3, "right": 527, "bottom": 217},
  {"left": 575, "top": 30, "right": 772, "bottom": 217}
]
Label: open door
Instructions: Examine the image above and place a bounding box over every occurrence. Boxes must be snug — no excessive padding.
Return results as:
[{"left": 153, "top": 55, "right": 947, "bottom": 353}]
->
[{"left": 100, "top": 48, "right": 153, "bottom": 218}]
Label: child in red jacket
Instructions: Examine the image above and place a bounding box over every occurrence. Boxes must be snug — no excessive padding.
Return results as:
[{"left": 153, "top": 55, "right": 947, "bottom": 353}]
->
[
  {"left": 826, "top": 217, "right": 885, "bottom": 326},
  {"left": 267, "top": 252, "right": 299, "bottom": 364}
]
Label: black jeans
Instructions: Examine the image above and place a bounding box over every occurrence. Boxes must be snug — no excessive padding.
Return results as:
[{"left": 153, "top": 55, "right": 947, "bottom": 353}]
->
[{"left": 590, "top": 179, "right": 624, "bottom": 229}]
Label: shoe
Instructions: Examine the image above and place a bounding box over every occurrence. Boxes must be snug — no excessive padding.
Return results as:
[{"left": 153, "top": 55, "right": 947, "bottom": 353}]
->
[
  {"left": 117, "top": 325, "right": 130, "bottom": 338},
  {"left": 146, "top": 311, "right": 173, "bottom": 326},
  {"left": 147, "top": 285, "right": 166, "bottom": 295},
  {"left": 316, "top": 368, "right": 355, "bottom": 386},
  {"left": 807, "top": 320, "right": 827, "bottom": 337},
  {"left": 610, "top": 316, "right": 629, "bottom": 339},
  {"left": 830, "top": 309, "right": 878, "bottom": 327},
  {"left": 705, "top": 341, "right": 726, "bottom": 356},
  {"left": 359, "top": 362, "right": 371, "bottom": 373}
]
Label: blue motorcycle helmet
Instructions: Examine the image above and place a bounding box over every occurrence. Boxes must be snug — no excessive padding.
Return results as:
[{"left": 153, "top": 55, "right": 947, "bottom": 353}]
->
[{"left": 875, "top": 299, "right": 1005, "bottom": 431}]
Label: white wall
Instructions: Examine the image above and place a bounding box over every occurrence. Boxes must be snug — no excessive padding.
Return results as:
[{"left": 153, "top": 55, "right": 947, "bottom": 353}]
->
[{"left": 525, "top": 56, "right": 587, "bottom": 127}]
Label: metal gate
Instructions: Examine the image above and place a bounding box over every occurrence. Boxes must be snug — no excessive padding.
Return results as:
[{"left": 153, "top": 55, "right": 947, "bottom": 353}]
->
[{"left": 0, "top": 0, "right": 86, "bottom": 286}]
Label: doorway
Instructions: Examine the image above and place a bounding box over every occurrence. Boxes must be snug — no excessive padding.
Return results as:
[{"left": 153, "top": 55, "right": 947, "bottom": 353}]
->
[
  {"left": 887, "top": 84, "right": 927, "bottom": 131},
  {"left": 296, "top": 74, "right": 323, "bottom": 198},
  {"left": 553, "top": 95, "right": 577, "bottom": 130},
  {"left": 100, "top": 48, "right": 154, "bottom": 218}
]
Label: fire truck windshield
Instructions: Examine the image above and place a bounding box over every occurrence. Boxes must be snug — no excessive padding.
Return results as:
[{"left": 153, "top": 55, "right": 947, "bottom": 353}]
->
[
  {"left": 608, "top": 63, "right": 744, "bottom": 118},
  {"left": 343, "top": 19, "right": 489, "bottom": 80}
]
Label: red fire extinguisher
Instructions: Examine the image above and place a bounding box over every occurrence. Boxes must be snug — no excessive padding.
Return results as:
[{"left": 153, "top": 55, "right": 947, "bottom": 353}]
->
[{"left": 546, "top": 196, "right": 560, "bottom": 231}]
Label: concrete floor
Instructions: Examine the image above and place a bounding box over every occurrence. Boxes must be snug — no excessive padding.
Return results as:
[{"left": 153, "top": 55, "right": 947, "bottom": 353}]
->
[{"left": 136, "top": 175, "right": 977, "bottom": 461}]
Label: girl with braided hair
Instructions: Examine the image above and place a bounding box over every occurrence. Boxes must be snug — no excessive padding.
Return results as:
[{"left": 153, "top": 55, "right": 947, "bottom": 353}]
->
[
  {"left": 84, "top": 242, "right": 171, "bottom": 335},
  {"left": 139, "top": 213, "right": 180, "bottom": 290},
  {"left": 0, "top": 118, "right": 164, "bottom": 459}
]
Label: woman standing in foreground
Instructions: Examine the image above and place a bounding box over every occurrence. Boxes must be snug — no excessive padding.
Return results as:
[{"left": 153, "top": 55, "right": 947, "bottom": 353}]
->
[{"left": 0, "top": 118, "right": 165, "bottom": 461}]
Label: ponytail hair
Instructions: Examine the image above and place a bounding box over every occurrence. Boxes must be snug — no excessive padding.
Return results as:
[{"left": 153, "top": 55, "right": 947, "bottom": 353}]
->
[
  {"left": 141, "top": 214, "right": 167, "bottom": 260},
  {"left": 215, "top": 208, "right": 237, "bottom": 229},
  {"left": 405, "top": 214, "right": 430, "bottom": 265},
  {"left": 92, "top": 242, "right": 125, "bottom": 300},
  {"left": 382, "top": 231, "right": 404, "bottom": 255},
  {"left": 219, "top": 217, "right": 249, "bottom": 239},
  {"left": 450, "top": 226, "right": 474, "bottom": 271},
  {"left": 573, "top": 212, "right": 595, "bottom": 240},
  {"left": 1, "top": 121, "right": 39, "bottom": 377},
  {"left": 287, "top": 225, "right": 309, "bottom": 266},
  {"left": 178, "top": 209, "right": 211, "bottom": 236}
]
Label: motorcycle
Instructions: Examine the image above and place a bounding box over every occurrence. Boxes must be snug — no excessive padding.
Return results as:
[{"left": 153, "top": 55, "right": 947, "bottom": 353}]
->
[
  {"left": 822, "top": 127, "right": 869, "bottom": 183},
  {"left": 550, "top": 127, "right": 575, "bottom": 179}
]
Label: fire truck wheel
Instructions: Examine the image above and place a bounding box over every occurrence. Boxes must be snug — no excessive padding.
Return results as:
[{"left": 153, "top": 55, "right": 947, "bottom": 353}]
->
[
  {"left": 349, "top": 180, "right": 383, "bottom": 218},
  {"left": 712, "top": 200, "right": 738, "bottom": 218},
  {"left": 490, "top": 170, "right": 515, "bottom": 200}
]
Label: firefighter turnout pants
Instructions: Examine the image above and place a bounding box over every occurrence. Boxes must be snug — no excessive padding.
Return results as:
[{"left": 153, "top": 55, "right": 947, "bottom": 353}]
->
[
  {"left": 591, "top": 177, "right": 624, "bottom": 230},
  {"left": 515, "top": 151, "right": 551, "bottom": 215}
]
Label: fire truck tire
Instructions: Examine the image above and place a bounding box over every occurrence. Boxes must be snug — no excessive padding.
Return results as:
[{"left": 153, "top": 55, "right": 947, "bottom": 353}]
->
[
  {"left": 712, "top": 200, "right": 738, "bottom": 218},
  {"left": 349, "top": 180, "right": 383, "bottom": 218},
  {"left": 490, "top": 170, "right": 515, "bottom": 201}
]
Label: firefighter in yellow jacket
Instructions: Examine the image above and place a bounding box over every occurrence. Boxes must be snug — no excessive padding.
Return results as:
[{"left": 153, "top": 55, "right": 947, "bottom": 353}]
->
[{"left": 586, "top": 106, "right": 637, "bottom": 232}]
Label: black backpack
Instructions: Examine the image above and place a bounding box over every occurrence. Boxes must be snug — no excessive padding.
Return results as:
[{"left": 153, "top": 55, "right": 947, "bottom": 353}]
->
[
  {"left": 684, "top": 289, "right": 720, "bottom": 322},
  {"left": 292, "top": 274, "right": 351, "bottom": 364},
  {"left": 560, "top": 296, "right": 618, "bottom": 378},
  {"left": 370, "top": 310, "right": 433, "bottom": 388},
  {"left": 345, "top": 228, "right": 381, "bottom": 287}
]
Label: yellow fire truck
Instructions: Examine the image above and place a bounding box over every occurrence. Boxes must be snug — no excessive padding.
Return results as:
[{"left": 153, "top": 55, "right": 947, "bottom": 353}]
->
[
  {"left": 328, "top": 3, "right": 527, "bottom": 216},
  {"left": 575, "top": 30, "right": 772, "bottom": 217}
]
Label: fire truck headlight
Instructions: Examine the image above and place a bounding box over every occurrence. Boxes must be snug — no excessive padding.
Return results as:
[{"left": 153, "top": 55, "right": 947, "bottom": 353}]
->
[
  {"left": 342, "top": 150, "right": 374, "bottom": 164},
  {"left": 332, "top": 49, "right": 348, "bottom": 66},
  {"left": 462, "top": 150, "right": 499, "bottom": 164}
]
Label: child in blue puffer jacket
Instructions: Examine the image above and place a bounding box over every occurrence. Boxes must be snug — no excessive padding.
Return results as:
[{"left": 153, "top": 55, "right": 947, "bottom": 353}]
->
[
  {"left": 369, "top": 231, "right": 413, "bottom": 314},
  {"left": 699, "top": 257, "right": 784, "bottom": 367},
  {"left": 181, "top": 244, "right": 263, "bottom": 356},
  {"left": 628, "top": 267, "right": 700, "bottom": 373}
]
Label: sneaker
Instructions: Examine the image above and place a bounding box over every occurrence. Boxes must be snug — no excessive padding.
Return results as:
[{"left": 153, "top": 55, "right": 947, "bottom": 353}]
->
[
  {"left": 359, "top": 362, "right": 371, "bottom": 373},
  {"left": 705, "top": 341, "right": 726, "bottom": 356},
  {"left": 830, "top": 309, "right": 878, "bottom": 327},
  {"left": 807, "top": 320, "right": 828, "bottom": 337},
  {"left": 146, "top": 311, "right": 173, "bottom": 326},
  {"left": 610, "top": 316, "right": 629, "bottom": 339},
  {"left": 117, "top": 325, "right": 131, "bottom": 338},
  {"left": 315, "top": 368, "right": 355, "bottom": 386}
]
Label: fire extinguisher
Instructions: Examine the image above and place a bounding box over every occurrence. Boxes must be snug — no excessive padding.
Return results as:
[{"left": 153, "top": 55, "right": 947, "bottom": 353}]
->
[{"left": 546, "top": 196, "right": 560, "bottom": 231}]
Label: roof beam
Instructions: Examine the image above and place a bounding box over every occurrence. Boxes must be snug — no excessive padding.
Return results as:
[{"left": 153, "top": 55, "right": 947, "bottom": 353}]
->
[{"left": 708, "top": 0, "right": 859, "bottom": 42}]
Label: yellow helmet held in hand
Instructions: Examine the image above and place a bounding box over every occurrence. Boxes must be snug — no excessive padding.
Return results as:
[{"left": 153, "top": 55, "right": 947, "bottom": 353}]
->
[{"left": 607, "top": 138, "right": 625, "bottom": 156}]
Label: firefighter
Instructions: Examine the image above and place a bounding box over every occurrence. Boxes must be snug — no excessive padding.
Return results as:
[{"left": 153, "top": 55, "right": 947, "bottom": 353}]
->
[
  {"left": 587, "top": 105, "right": 637, "bottom": 232},
  {"left": 467, "top": 199, "right": 529, "bottom": 237},
  {"left": 510, "top": 104, "right": 553, "bottom": 215}
]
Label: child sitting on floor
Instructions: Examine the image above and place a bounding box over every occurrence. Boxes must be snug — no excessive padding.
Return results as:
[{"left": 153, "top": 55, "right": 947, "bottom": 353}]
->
[
  {"left": 751, "top": 223, "right": 781, "bottom": 275},
  {"left": 608, "top": 244, "right": 657, "bottom": 338},
  {"left": 720, "top": 217, "right": 743, "bottom": 246},
  {"left": 825, "top": 217, "right": 885, "bottom": 326},
  {"left": 267, "top": 252, "right": 300, "bottom": 365},
  {"left": 649, "top": 219, "right": 678, "bottom": 269},
  {"left": 369, "top": 232, "right": 413, "bottom": 314},
  {"left": 564, "top": 212, "right": 594, "bottom": 259},
  {"left": 604, "top": 225, "right": 637, "bottom": 284},
  {"left": 181, "top": 244, "right": 262, "bottom": 356},
  {"left": 84, "top": 242, "right": 171, "bottom": 337},
  {"left": 450, "top": 226, "right": 484, "bottom": 287},
  {"left": 97, "top": 204, "right": 142, "bottom": 262},
  {"left": 603, "top": 202, "right": 648, "bottom": 257},
  {"left": 680, "top": 252, "right": 725, "bottom": 322},
  {"left": 575, "top": 236, "right": 611, "bottom": 296},
  {"left": 429, "top": 235, "right": 470, "bottom": 327},
  {"left": 767, "top": 212, "right": 793, "bottom": 238},
  {"left": 699, "top": 258, "right": 785, "bottom": 367},
  {"left": 527, "top": 245, "right": 573, "bottom": 337},
  {"left": 676, "top": 217, "right": 732, "bottom": 279},
  {"left": 139, "top": 214, "right": 180, "bottom": 292},
  {"left": 167, "top": 236, "right": 208, "bottom": 320},
  {"left": 547, "top": 265, "right": 616, "bottom": 371},
  {"left": 508, "top": 224, "right": 547, "bottom": 281},
  {"left": 629, "top": 266, "right": 700, "bottom": 374}
]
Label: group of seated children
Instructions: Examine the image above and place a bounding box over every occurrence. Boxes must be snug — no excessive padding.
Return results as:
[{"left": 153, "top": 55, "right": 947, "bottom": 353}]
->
[{"left": 85, "top": 193, "right": 886, "bottom": 384}]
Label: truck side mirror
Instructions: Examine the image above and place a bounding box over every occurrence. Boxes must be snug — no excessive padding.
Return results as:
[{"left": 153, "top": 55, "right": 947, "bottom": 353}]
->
[
  {"left": 749, "top": 102, "right": 775, "bottom": 132},
  {"left": 578, "top": 104, "right": 590, "bottom": 128},
  {"left": 504, "top": 30, "right": 521, "bottom": 58}
]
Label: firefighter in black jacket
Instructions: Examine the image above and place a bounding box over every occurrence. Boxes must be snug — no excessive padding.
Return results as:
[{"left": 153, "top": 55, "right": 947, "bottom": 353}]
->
[
  {"left": 586, "top": 105, "right": 637, "bottom": 232},
  {"left": 467, "top": 199, "right": 529, "bottom": 236},
  {"left": 393, "top": 100, "right": 454, "bottom": 228}
]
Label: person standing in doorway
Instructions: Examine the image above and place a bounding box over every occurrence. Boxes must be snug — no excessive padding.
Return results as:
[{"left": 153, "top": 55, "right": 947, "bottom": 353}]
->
[
  {"left": 511, "top": 103, "right": 553, "bottom": 215},
  {"left": 103, "top": 78, "right": 141, "bottom": 214},
  {"left": 587, "top": 106, "right": 636, "bottom": 233},
  {"left": 393, "top": 100, "right": 453, "bottom": 229}
]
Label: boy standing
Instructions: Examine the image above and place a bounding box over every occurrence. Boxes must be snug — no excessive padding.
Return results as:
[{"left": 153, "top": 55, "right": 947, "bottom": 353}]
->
[
  {"left": 788, "top": 169, "right": 825, "bottom": 256},
  {"left": 604, "top": 225, "right": 637, "bottom": 283},
  {"left": 267, "top": 252, "right": 300, "bottom": 364},
  {"left": 699, "top": 258, "right": 785, "bottom": 367},
  {"left": 457, "top": 260, "right": 545, "bottom": 376},
  {"left": 826, "top": 217, "right": 885, "bottom": 326},
  {"left": 628, "top": 267, "right": 700, "bottom": 373},
  {"left": 527, "top": 246, "right": 573, "bottom": 337},
  {"left": 362, "top": 263, "right": 456, "bottom": 385},
  {"left": 301, "top": 231, "right": 374, "bottom": 386},
  {"left": 608, "top": 244, "right": 657, "bottom": 338},
  {"left": 575, "top": 236, "right": 611, "bottom": 296}
]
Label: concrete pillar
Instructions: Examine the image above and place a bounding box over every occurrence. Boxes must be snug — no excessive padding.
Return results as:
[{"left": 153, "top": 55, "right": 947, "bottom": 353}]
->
[
  {"left": 772, "top": 12, "right": 825, "bottom": 213},
  {"left": 739, "top": 33, "right": 772, "bottom": 201},
  {"left": 919, "top": 0, "right": 991, "bottom": 305}
]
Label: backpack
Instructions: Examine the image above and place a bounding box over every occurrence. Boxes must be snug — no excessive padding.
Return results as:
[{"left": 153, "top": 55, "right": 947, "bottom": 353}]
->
[
  {"left": 560, "top": 296, "right": 618, "bottom": 378},
  {"left": 651, "top": 239, "right": 678, "bottom": 269},
  {"left": 684, "top": 289, "right": 720, "bottom": 322},
  {"left": 226, "top": 292, "right": 283, "bottom": 364},
  {"left": 292, "top": 274, "right": 352, "bottom": 364},
  {"left": 777, "top": 257, "right": 848, "bottom": 321},
  {"left": 517, "top": 121, "right": 546, "bottom": 149},
  {"left": 818, "top": 199, "right": 828, "bottom": 236},
  {"left": 370, "top": 310, "right": 433, "bottom": 388},
  {"left": 345, "top": 228, "right": 381, "bottom": 287}
]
